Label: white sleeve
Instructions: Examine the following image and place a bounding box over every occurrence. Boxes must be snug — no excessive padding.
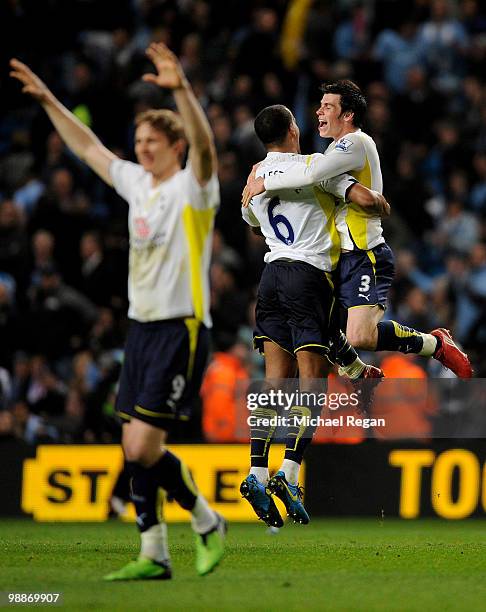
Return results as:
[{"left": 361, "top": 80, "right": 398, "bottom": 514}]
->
[
  {"left": 264, "top": 134, "right": 366, "bottom": 191},
  {"left": 183, "top": 161, "right": 220, "bottom": 210},
  {"left": 322, "top": 173, "right": 358, "bottom": 201},
  {"left": 241, "top": 205, "right": 260, "bottom": 227},
  {"left": 109, "top": 159, "right": 146, "bottom": 202}
]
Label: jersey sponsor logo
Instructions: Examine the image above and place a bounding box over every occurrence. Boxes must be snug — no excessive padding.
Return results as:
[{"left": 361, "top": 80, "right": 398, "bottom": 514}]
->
[
  {"left": 335, "top": 138, "right": 353, "bottom": 152},
  {"left": 359, "top": 294, "right": 370, "bottom": 301},
  {"left": 134, "top": 216, "right": 150, "bottom": 238}
]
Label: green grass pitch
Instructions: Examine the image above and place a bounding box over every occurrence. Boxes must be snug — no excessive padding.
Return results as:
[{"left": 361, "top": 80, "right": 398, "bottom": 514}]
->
[{"left": 1, "top": 519, "right": 485, "bottom": 611}]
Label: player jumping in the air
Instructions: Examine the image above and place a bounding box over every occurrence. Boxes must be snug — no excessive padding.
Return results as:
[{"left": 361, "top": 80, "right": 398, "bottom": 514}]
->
[
  {"left": 243, "top": 81, "right": 472, "bottom": 379},
  {"left": 240, "top": 105, "right": 390, "bottom": 527}
]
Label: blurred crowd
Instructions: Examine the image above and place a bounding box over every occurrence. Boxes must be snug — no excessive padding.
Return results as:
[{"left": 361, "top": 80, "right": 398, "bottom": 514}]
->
[{"left": 0, "top": 0, "right": 485, "bottom": 445}]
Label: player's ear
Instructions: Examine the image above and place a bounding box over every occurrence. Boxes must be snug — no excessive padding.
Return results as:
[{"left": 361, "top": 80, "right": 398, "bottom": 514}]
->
[
  {"left": 342, "top": 111, "right": 354, "bottom": 124},
  {"left": 173, "top": 137, "right": 187, "bottom": 161},
  {"left": 289, "top": 122, "right": 299, "bottom": 140}
]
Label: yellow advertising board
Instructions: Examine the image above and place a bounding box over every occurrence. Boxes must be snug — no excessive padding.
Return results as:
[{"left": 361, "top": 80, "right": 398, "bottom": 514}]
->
[
  {"left": 22, "top": 444, "right": 302, "bottom": 522},
  {"left": 390, "top": 449, "right": 486, "bottom": 519}
]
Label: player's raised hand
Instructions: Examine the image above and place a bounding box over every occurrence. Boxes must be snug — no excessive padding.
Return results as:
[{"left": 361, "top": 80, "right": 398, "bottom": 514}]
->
[
  {"left": 9, "top": 59, "right": 52, "bottom": 104},
  {"left": 143, "top": 42, "right": 187, "bottom": 90},
  {"left": 242, "top": 176, "right": 265, "bottom": 208}
]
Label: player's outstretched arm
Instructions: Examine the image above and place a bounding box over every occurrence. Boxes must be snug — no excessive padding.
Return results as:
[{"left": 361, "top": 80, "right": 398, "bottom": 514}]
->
[
  {"left": 9, "top": 59, "right": 117, "bottom": 186},
  {"left": 241, "top": 143, "right": 366, "bottom": 207},
  {"left": 143, "top": 43, "right": 216, "bottom": 185}
]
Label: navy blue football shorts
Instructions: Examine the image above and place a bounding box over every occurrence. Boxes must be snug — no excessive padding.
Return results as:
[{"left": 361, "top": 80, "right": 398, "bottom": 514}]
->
[
  {"left": 116, "top": 317, "right": 209, "bottom": 430},
  {"left": 337, "top": 242, "right": 395, "bottom": 309},
  {"left": 254, "top": 259, "right": 335, "bottom": 356}
]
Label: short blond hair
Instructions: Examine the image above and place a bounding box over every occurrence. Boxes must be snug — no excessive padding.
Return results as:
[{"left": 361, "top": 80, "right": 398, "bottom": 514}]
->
[{"left": 134, "top": 109, "right": 186, "bottom": 143}]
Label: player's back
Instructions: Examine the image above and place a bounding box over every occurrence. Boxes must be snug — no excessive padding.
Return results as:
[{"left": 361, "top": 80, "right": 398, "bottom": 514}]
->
[{"left": 243, "top": 152, "right": 340, "bottom": 272}]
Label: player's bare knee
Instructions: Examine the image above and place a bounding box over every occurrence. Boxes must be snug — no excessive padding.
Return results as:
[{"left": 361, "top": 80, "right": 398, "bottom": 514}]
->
[
  {"left": 123, "top": 441, "right": 155, "bottom": 466},
  {"left": 346, "top": 329, "right": 375, "bottom": 350}
]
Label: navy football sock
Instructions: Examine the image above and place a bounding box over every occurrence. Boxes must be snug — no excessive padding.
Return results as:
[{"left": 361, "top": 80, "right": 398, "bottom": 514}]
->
[
  {"left": 250, "top": 406, "right": 277, "bottom": 467},
  {"left": 334, "top": 330, "right": 360, "bottom": 367},
  {"left": 152, "top": 451, "right": 198, "bottom": 511},
  {"left": 126, "top": 461, "right": 160, "bottom": 533},
  {"left": 376, "top": 321, "right": 424, "bottom": 354}
]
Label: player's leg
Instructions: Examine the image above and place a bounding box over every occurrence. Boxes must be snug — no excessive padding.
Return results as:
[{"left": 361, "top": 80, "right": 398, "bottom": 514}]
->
[
  {"left": 124, "top": 419, "right": 224, "bottom": 577},
  {"left": 241, "top": 262, "right": 296, "bottom": 526},
  {"left": 249, "top": 341, "right": 297, "bottom": 483},
  {"left": 342, "top": 244, "right": 472, "bottom": 377},
  {"left": 241, "top": 340, "right": 296, "bottom": 528},
  {"left": 104, "top": 420, "right": 172, "bottom": 581},
  {"left": 108, "top": 460, "right": 131, "bottom": 517},
  {"left": 266, "top": 261, "right": 333, "bottom": 524},
  {"left": 105, "top": 319, "right": 225, "bottom": 580},
  {"left": 268, "top": 349, "right": 330, "bottom": 525}
]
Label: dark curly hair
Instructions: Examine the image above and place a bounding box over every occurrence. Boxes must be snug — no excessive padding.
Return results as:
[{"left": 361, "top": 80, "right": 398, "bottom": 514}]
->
[{"left": 320, "top": 80, "right": 367, "bottom": 128}]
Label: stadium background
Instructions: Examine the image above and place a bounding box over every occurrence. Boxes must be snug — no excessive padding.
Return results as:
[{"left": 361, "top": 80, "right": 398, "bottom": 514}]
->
[{"left": 0, "top": 0, "right": 485, "bottom": 521}]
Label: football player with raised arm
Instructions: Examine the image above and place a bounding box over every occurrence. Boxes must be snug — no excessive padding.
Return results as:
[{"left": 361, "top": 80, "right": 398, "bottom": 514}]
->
[
  {"left": 240, "top": 104, "right": 390, "bottom": 527},
  {"left": 242, "top": 81, "right": 472, "bottom": 379},
  {"left": 11, "top": 43, "right": 225, "bottom": 581}
]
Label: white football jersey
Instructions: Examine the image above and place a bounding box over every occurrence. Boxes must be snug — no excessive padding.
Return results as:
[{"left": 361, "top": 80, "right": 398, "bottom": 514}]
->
[
  {"left": 242, "top": 152, "right": 340, "bottom": 272},
  {"left": 110, "top": 159, "right": 219, "bottom": 326},
  {"left": 264, "top": 130, "right": 385, "bottom": 251}
]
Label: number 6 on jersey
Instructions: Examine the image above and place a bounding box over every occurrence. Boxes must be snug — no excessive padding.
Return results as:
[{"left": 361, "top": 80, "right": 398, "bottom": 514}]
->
[{"left": 268, "top": 197, "right": 294, "bottom": 245}]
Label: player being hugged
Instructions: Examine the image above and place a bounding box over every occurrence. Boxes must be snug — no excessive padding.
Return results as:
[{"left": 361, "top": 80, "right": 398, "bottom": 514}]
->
[
  {"left": 240, "top": 104, "right": 389, "bottom": 527},
  {"left": 243, "top": 81, "right": 472, "bottom": 379},
  {"left": 11, "top": 43, "right": 225, "bottom": 580}
]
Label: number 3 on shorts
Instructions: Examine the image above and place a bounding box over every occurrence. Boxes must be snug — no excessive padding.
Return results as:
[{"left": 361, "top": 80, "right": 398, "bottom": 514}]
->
[{"left": 359, "top": 274, "right": 371, "bottom": 293}]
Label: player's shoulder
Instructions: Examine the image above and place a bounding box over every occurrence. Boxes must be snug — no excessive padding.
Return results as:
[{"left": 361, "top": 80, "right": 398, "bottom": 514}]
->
[
  {"left": 179, "top": 161, "right": 218, "bottom": 189},
  {"left": 111, "top": 158, "right": 146, "bottom": 179},
  {"left": 257, "top": 153, "right": 311, "bottom": 176},
  {"left": 335, "top": 130, "right": 377, "bottom": 156},
  {"left": 109, "top": 158, "right": 150, "bottom": 199}
]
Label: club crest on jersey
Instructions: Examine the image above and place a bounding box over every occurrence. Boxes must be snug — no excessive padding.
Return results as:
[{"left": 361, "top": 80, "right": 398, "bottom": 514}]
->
[{"left": 336, "top": 138, "right": 353, "bottom": 152}]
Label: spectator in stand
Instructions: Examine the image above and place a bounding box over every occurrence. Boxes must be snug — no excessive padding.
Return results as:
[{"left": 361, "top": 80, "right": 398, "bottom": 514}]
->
[
  {"left": 417, "top": 0, "right": 469, "bottom": 94},
  {"left": 27, "top": 265, "right": 98, "bottom": 361},
  {"left": 435, "top": 199, "right": 480, "bottom": 255},
  {"left": 78, "top": 230, "right": 116, "bottom": 307},
  {"left": 470, "top": 152, "right": 486, "bottom": 213},
  {"left": 11, "top": 400, "right": 59, "bottom": 444},
  {"left": 372, "top": 353, "right": 437, "bottom": 440},
  {"left": 25, "top": 355, "right": 66, "bottom": 418},
  {"left": 373, "top": 19, "right": 423, "bottom": 94},
  {"left": 201, "top": 336, "right": 251, "bottom": 442},
  {"left": 463, "top": 243, "right": 486, "bottom": 355},
  {"left": 210, "top": 259, "right": 248, "bottom": 344},
  {"left": 334, "top": 3, "right": 371, "bottom": 62},
  {"left": 233, "top": 8, "right": 283, "bottom": 79},
  {"left": 0, "top": 199, "right": 28, "bottom": 290},
  {"left": 29, "top": 229, "right": 57, "bottom": 288},
  {"left": 0, "top": 276, "right": 22, "bottom": 370},
  {"left": 392, "top": 66, "right": 444, "bottom": 144}
]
